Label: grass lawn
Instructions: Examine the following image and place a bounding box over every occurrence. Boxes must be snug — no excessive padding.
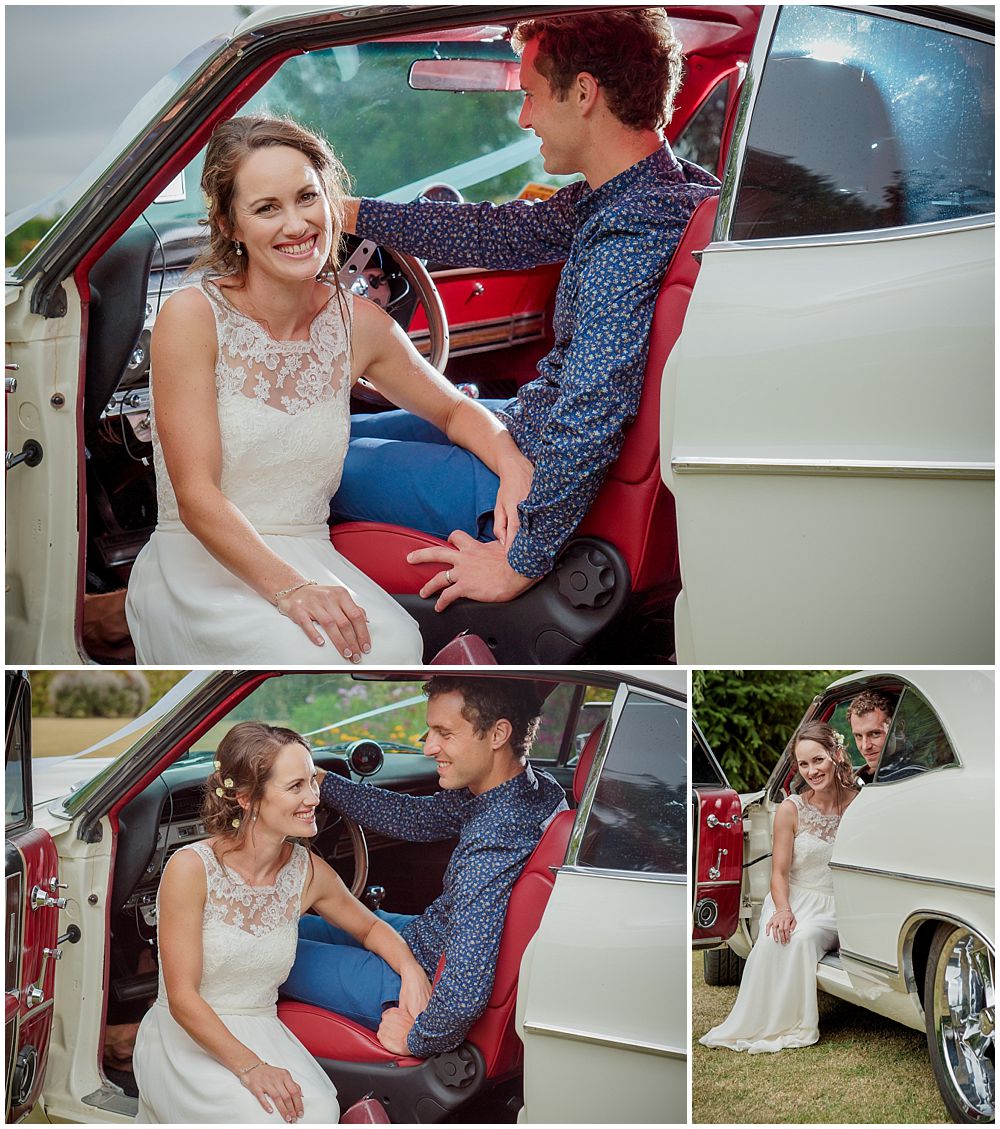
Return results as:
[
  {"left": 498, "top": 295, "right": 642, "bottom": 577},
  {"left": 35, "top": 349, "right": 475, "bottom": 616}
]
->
[
  {"left": 30, "top": 716, "right": 145, "bottom": 759},
  {"left": 691, "top": 953, "right": 949, "bottom": 1123}
]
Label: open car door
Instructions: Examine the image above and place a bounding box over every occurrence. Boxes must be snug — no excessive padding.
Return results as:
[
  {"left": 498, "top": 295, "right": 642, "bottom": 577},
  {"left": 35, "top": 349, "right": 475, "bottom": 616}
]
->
[
  {"left": 691, "top": 723, "right": 742, "bottom": 946},
  {"left": 5, "top": 671, "right": 62, "bottom": 1122}
]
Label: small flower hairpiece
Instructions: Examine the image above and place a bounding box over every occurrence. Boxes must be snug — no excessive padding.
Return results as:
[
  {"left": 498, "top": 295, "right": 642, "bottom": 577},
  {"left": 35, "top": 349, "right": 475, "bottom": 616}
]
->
[
  {"left": 231, "top": 818, "right": 241, "bottom": 829},
  {"left": 214, "top": 760, "right": 222, "bottom": 771}
]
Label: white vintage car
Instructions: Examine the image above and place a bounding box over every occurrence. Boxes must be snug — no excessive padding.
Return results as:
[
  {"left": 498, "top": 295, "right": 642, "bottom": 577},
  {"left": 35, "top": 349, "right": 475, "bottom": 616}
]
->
[
  {"left": 5, "top": 666, "right": 686, "bottom": 1124},
  {"left": 692, "top": 669, "right": 995, "bottom": 1124},
  {"left": 4, "top": 3, "right": 994, "bottom": 666}
]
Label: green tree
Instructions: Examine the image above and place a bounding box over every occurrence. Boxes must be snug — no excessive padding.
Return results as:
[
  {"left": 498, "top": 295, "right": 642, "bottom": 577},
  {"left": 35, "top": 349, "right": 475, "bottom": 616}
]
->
[{"left": 693, "top": 670, "right": 852, "bottom": 792}]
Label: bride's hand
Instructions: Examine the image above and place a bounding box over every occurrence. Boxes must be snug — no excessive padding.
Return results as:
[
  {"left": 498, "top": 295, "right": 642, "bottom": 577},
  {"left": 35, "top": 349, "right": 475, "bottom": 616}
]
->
[
  {"left": 765, "top": 907, "right": 797, "bottom": 945},
  {"left": 276, "top": 583, "right": 371, "bottom": 660},
  {"left": 240, "top": 1062, "right": 304, "bottom": 1123},
  {"left": 492, "top": 454, "right": 533, "bottom": 549}
]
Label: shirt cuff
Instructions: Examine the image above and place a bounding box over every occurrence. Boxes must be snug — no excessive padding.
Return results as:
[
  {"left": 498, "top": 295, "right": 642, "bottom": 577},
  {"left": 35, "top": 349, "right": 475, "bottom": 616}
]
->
[{"left": 507, "top": 527, "right": 555, "bottom": 579}]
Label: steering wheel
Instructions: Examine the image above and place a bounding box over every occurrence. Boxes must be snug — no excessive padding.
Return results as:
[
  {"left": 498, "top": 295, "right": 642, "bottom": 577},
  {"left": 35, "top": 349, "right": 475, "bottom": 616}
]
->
[
  {"left": 314, "top": 805, "right": 369, "bottom": 898},
  {"left": 339, "top": 238, "right": 449, "bottom": 408}
]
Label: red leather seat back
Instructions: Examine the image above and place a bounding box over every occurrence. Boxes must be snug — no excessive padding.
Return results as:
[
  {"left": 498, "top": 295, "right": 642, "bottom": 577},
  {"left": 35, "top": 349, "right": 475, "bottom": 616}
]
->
[
  {"left": 576, "top": 195, "right": 718, "bottom": 593},
  {"left": 463, "top": 807, "right": 574, "bottom": 1077},
  {"left": 573, "top": 722, "right": 604, "bottom": 805}
]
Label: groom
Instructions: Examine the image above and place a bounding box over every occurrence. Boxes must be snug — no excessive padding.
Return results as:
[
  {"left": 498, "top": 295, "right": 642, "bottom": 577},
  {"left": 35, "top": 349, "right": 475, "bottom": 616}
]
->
[
  {"left": 846, "top": 690, "right": 896, "bottom": 783},
  {"left": 330, "top": 9, "right": 718, "bottom": 610},
  {"left": 281, "top": 677, "right": 567, "bottom": 1057}
]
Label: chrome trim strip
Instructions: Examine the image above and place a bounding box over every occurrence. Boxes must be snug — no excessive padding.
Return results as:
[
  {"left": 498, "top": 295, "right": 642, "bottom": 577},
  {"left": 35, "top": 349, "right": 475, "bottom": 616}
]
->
[
  {"left": 706, "top": 214, "right": 994, "bottom": 254},
  {"left": 521, "top": 1022, "right": 685, "bottom": 1061},
  {"left": 557, "top": 865, "right": 685, "bottom": 886},
  {"left": 830, "top": 863, "right": 994, "bottom": 896},
  {"left": 698, "top": 879, "right": 742, "bottom": 887},
  {"left": 838, "top": 947, "right": 899, "bottom": 975},
  {"left": 671, "top": 458, "right": 994, "bottom": 480}
]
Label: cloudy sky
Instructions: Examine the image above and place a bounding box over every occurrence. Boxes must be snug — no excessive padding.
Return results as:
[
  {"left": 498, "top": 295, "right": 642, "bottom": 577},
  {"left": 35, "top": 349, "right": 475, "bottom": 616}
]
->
[{"left": 5, "top": 5, "right": 243, "bottom": 215}]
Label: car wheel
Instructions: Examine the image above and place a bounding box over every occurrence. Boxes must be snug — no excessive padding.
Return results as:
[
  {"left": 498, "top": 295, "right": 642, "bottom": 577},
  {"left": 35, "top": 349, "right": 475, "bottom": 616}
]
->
[
  {"left": 703, "top": 947, "right": 745, "bottom": 986},
  {"left": 924, "top": 923, "right": 995, "bottom": 1123}
]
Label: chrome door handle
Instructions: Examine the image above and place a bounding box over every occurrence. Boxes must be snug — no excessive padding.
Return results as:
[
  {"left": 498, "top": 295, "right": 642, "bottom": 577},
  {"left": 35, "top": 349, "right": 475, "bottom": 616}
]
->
[
  {"left": 706, "top": 813, "right": 740, "bottom": 829},
  {"left": 708, "top": 848, "right": 729, "bottom": 880}
]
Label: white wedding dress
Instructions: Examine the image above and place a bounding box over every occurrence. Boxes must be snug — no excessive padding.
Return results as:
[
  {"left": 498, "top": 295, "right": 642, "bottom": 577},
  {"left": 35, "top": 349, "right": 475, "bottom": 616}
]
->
[
  {"left": 125, "top": 276, "right": 423, "bottom": 663},
  {"left": 134, "top": 841, "right": 339, "bottom": 1123},
  {"left": 699, "top": 792, "right": 841, "bottom": 1053}
]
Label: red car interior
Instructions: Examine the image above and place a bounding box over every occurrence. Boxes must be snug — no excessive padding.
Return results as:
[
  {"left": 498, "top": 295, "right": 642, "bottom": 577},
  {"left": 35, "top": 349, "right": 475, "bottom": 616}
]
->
[{"left": 277, "top": 723, "right": 604, "bottom": 1121}]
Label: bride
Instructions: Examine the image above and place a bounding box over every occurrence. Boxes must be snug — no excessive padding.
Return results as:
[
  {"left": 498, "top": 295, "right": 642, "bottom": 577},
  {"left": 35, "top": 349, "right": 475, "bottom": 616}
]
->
[
  {"left": 133, "top": 722, "right": 431, "bottom": 1123},
  {"left": 125, "top": 116, "right": 532, "bottom": 664},
  {"left": 699, "top": 720, "right": 859, "bottom": 1053}
]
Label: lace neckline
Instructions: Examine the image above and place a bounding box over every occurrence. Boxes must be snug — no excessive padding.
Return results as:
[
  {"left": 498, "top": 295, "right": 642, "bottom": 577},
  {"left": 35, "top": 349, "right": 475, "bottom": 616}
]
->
[
  {"left": 202, "top": 276, "right": 342, "bottom": 347},
  {"left": 197, "top": 840, "right": 299, "bottom": 892}
]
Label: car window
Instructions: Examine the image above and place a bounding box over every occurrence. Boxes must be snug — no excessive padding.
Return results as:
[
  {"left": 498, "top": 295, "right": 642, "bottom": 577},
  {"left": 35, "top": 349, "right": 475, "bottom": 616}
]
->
[
  {"left": 576, "top": 693, "right": 686, "bottom": 876},
  {"left": 875, "top": 687, "right": 959, "bottom": 782},
  {"left": 5, "top": 686, "right": 29, "bottom": 830},
  {"left": 673, "top": 74, "right": 732, "bottom": 175},
  {"left": 692, "top": 726, "right": 726, "bottom": 787},
  {"left": 731, "top": 6, "right": 994, "bottom": 239}
]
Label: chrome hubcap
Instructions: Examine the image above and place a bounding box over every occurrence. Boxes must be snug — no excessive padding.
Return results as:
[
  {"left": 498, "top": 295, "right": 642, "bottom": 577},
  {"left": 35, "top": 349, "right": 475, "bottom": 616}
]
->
[{"left": 934, "top": 929, "right": 995, "bottom": 1121}]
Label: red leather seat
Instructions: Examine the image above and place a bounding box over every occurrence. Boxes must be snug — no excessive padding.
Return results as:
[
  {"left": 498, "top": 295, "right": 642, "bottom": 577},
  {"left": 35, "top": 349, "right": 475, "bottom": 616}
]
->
[
  {"left": 330, "top": 196, "right": 719, "bottom": 603},
  {"left": 277, "top": 724, "right": 605, "bottom": 1116}
]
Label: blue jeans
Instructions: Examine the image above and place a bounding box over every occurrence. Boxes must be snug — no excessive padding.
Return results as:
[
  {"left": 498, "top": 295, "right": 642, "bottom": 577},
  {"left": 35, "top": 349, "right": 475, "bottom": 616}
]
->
[
  {"left": 281, "top": 910, "right": 417, "bottom": 1030},
  {"left": 330, "top": 401, "right": 514, "bottom": 542}
]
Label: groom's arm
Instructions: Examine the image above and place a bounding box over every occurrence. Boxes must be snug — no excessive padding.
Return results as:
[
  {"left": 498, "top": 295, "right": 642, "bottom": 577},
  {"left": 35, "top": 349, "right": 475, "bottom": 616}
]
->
[{"left": 318, "top": 770, "right": 462, "bottom": 843}]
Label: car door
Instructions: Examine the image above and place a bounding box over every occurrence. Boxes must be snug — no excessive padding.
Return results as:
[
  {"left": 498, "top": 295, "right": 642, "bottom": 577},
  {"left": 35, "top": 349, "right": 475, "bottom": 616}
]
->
[
  {"left": 664, "top": 4, "right": 995, "bottom": 664},
  {"left": 5, "top": 672, "right": 62, "bottom": 1122},
  {"left": 691, "top": 722, "right": 743, "bottom": 946},
  {"left": 516, "top": 682, "right": 687, "bottom": 1123}
]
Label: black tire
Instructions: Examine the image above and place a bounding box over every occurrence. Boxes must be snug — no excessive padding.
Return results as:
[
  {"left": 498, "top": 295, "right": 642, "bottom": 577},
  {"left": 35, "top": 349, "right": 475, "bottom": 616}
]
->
[
  {"left": 923, "top": 923, "right": 995, "bottom": 1124},
  {"left": 703, "top": 947, "right": 746, "bottom": 987}
]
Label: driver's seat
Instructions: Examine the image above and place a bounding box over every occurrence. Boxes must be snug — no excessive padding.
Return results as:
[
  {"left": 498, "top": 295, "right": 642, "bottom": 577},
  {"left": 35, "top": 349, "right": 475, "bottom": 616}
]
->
[
  {"left": 330, "top": 195, "right": 720, "bottom": 663},
  {"left": 277, "top": 725, "right": 604, "bottom": 1123}
]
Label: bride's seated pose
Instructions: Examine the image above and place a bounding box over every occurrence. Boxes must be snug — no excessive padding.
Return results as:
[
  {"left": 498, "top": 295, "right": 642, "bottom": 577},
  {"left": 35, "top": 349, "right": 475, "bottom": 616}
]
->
[
  {"left": 699, "top": 721, "right": 859, "bottom": 1054},
  {"left": 133, "top": 722, "right": 431, "bottom": 1124},
  {"left": 125, "top": 115, "right": 532, "bottom": 664}
]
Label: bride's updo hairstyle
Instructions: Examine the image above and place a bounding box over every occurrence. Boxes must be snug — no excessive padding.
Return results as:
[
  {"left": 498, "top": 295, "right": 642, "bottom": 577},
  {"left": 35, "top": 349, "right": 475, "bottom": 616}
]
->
[
  {"left": 193, "top": 115, "right": 350, "bottom": 283},
  {"left": 791, "top": 719, "right": 859, "bottom": 799},
  {"left": 202, "top": 721, "right": 311, "bottom": 852}
]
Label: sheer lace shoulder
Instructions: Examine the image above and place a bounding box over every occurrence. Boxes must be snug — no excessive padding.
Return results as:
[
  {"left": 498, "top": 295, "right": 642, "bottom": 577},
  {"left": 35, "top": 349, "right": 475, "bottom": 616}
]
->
[
  {"left": 194, "top": 276, "right": 353, "bottom": 415},
  {"left": 789, "top": 792, "right": 842, "bottom": 844},
  {"left": 190, "top": 840, "right": 308, "bottom": 936}
]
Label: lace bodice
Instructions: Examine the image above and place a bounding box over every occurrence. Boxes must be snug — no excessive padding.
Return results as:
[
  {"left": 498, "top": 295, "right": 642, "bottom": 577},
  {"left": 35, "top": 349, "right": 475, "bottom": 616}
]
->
[
  {"left": 155, "top": 841, "right": 309, "bottom": 1013},
  {"left": 151, "top": 277, "right": 353, "bottom": 528},
  {"left": 787, "top": 793, "right": 841, "bottom": 894}
]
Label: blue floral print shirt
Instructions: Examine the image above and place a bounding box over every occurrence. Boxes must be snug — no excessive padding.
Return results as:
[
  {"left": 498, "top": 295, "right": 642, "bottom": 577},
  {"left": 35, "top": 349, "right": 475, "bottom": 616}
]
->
[
  {"left": 357, "top": 143, "right": 719, "bottom": 577},
  {"left": 318, "top": 764, "right": 568, "bottom": 1057}
]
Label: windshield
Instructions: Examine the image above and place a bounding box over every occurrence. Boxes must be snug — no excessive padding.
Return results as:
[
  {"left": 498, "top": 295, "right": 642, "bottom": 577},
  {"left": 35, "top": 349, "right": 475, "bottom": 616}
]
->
[{"left": 143, "top": 38, "right": 562, "bottom": 240}]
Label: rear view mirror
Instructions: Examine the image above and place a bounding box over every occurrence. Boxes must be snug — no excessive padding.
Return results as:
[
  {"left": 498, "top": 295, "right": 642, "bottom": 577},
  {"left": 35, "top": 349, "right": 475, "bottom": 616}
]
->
[{"left": 408, "top": 58, "right": 520, "bottom": 93}]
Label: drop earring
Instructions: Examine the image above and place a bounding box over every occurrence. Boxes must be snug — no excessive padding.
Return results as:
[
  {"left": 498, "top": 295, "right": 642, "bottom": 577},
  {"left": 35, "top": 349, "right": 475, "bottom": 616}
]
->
[{"left": 234, "top": 240, "right": 243, "bottom": 257}]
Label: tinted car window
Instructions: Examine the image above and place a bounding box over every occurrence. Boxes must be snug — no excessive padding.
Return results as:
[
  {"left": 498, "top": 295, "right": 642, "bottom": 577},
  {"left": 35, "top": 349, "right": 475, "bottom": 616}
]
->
[
  {"left": 5, "top": 693, "right": 28, "bottom": 830},
  {"left": 692, "top": 727, "right": 725, "bottom": 786},
  {"left": 674, "top": 75, "right": 731, "bottom": 175},
  {"left": 732, "top": 7, "right": 994, "bottom": 239},
  {"left": 577, "top": 694, "right": 685, "bottom": 876},
  {"left": 875, "top": 687, "right": 958, "bottom": 782}
]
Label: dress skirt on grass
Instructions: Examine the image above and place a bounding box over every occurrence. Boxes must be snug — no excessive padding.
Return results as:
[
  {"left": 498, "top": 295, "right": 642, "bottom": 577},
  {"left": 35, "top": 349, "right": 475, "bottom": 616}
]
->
[
  {"left": 133, "top": 842, "right": 339, "bottom": 1124},
  {"left": 699, "top": 793, "right": 841, "bottom": 1053},
  {"left": 125, "top": 277, "right": 423, "bottom": 664}
]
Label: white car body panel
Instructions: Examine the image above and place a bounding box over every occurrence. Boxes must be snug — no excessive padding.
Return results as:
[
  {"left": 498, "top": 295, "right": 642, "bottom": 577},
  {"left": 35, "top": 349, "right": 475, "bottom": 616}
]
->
[
  {"left": 516, "top": 870, "right": 685, "bottom": 1124},
  {"left": 5, "top": 278, "right": 85, "bottom": 664},
  {"left": 664, "top": 221, "right": 995, "bottom": 664}
]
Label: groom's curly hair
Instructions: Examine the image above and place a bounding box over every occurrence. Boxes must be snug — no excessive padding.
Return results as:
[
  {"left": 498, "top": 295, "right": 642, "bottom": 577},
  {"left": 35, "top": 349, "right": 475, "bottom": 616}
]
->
[{"left": 423, "top": 677, "right": 543, "bottom": 759}]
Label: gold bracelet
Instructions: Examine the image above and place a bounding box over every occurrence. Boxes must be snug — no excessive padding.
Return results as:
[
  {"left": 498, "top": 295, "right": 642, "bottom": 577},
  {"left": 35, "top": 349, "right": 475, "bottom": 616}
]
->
[
  {"left": 238, "top": 1060, "right": 265, "bottom": 1076},
  {"left": 273, "top": 579, "right": 316, "bottom": 603}
]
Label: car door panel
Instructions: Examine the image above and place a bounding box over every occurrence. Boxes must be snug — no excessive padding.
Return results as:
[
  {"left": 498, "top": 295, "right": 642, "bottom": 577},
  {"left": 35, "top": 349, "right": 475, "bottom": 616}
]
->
[
  {"left": 692, "top": 786, "right": 743, "bottom": 945},
  {"left": 664, "top": 222, "right": 994, "bottom": 664}
]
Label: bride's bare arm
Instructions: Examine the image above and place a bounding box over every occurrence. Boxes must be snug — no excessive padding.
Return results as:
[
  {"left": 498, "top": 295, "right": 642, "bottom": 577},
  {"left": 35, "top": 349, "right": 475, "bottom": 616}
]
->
[
  {"left": 151, "top": 291, "right": 370, "bottom": 659},
  {"left": 304, "top": 854, "right": 432, "bottom": 1023},
  {"left": 349, "top": 297, "right": 534, "bottom": 548},
  {"left": 157, "top": 851, "right": 304, "bottom": 1122},
  {"left": 765, "top": 799, "right": 798, "bottom": 945}
]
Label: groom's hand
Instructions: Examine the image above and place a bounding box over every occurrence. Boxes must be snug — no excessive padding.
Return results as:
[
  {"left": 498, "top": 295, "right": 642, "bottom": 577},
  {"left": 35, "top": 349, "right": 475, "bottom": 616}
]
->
[
  {"left": 377, "top": 1006, "right": 416, "bottom": 1056},
  {"left": 408, "top": 532, "right": 536, "bottom": 611}
]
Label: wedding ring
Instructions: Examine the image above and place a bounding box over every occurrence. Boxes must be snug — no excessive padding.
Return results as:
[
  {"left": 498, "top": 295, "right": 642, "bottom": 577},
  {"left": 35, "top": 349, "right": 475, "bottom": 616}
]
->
[{"left": 445, "top": 570, "right": 455, "bottom": 584}]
